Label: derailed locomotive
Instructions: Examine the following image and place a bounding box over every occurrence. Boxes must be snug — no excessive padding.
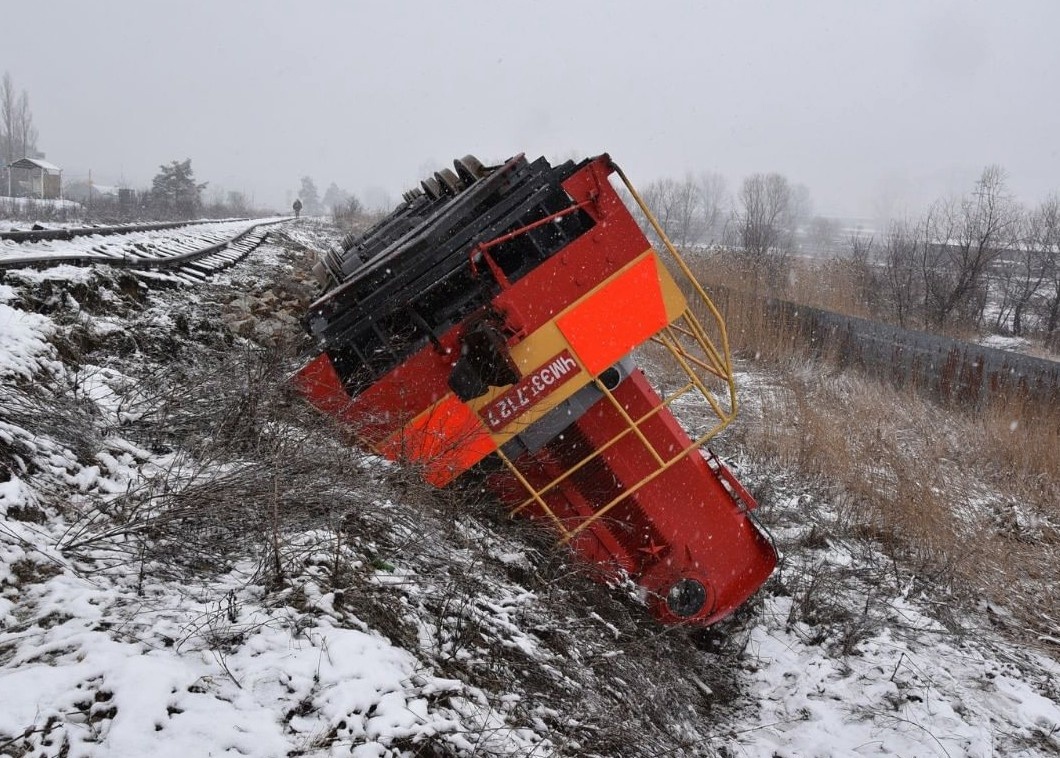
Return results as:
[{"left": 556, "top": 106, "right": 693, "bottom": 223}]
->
[{"left": 295, "top": 153, "right": 776, "bottom": 625}]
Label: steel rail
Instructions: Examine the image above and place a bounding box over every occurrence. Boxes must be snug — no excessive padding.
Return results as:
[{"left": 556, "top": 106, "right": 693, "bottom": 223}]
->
[
  {"left": 0, "top": 217, "right": 261, "bottom": 243},
  {"left": 0, "top": 218, "right": 291, "bottom": 272}
]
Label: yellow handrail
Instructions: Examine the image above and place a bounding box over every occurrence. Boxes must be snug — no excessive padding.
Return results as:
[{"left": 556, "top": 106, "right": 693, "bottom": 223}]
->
[{"left": 496, "top": 164, "right": 745, "bottom": 550}]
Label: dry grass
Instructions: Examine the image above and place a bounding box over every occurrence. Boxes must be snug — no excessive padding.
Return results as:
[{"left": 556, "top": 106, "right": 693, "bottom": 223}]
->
[
  {"left": 662, "top": 248, "right": 1060, "bottom": 648},
  {"left": 785, "top": 257, "right": 878, "bottom": 318},
  {"left": 729, "top": 360, "right": 1060, "bottom": 649},
  {"left": 690, "top": 251, "right": 877, "bottom": 321}
]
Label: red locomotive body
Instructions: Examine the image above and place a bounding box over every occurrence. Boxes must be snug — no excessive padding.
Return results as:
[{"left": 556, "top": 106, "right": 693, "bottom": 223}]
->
[{"left": 296, "top": 153, "right": 776, "bottom": 624}]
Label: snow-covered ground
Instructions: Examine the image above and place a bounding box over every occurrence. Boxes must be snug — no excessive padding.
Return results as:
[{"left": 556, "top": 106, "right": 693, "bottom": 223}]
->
[
  {"left": 2, "top": 221, "right": 1059, "bottom": 756},
  {"left": 975, "top": 332, "right": 1058, "bottom": 364},
  {"left": 0, "top": 198, "right": 84, "bottom": 230}
]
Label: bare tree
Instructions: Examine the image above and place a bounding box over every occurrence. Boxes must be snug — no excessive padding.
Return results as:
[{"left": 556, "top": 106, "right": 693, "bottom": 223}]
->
[
  {"left": 807, "top": 216, "right": 840, "bottom": 257},
  {"left": 322, "top": 182, "right": 350, "bottom": 215},
  {"left": 1030, "top": 196, "right": 1060, "bottom": 343},
  {"left": 846, "top": 230, "right": 879, "bottom": 313},
  {"left": 1, "top": 72, "right": 38, "bottom": 166},
  {"left": 990, "top": 208, "right": 1036, "bottom": 335},
  {"left": 640, "top": 176, "right": 704, "bottom": 250},
  {"left": 732, "top": 173, "right": 798, "bottom": 292},
  {"left": 226, "top": 191, "right": 250, "bottom": 216},
  {"left": 790, "top": 183, "right": 814, "bottom": 244},
  {"left": 920, "top": 165, "right": 1020, "bottom": 329},
  {"left": 881, "top": 220, "right": 924, "bottom": 329},
  {"left": 637, "top": 180, "right": 665, "bottom": 233},
  {"left": 16, "top": 91, "right": 36, "bottom": 158},
  {"left": 697, "top": 172, "right": 728, "bottom": 244},
  {"left": 332, "top": 195, "right": 365, "bottom": 230},
  {"left": 0, "top": 73, "right": 14, "bottom": 166}
]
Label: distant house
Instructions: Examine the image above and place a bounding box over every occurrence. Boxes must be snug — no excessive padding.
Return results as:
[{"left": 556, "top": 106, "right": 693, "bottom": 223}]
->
[
  {"left": 64, "top": 181, "right": 119, "bottom": 203},
  {"left": 4, "top": 157, "right": 63, "bottom": 200}
]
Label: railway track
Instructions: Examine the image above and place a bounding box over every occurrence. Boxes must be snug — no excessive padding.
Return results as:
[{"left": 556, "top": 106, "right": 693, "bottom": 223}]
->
[
  {"left": 0, "top": 218, "right": 254, "bottom": 243},
  {"left": 0, "top": 217, "right": 290, "bottom": 283}
]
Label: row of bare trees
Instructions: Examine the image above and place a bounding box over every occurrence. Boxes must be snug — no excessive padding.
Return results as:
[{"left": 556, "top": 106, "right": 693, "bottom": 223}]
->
[
  {"left": 867, "top": 166, "right": 1060, "bottom": 338},
  {"left": 636, "top": 171, "right": 813, "bottom": 293},
  {"left": 638, "top": 172, "right": 815, "bottom": 251},
  {"left": 636, "top": 173, "right": 729, "bottom": 249},
  {"left": 639, "top": 163, "right": 1060, "bottom": 342}
]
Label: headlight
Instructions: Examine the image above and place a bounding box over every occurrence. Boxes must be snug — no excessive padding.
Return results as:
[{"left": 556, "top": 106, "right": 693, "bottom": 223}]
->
[{"left": 666, "top": 578, "right": 707, "bottom": 618}]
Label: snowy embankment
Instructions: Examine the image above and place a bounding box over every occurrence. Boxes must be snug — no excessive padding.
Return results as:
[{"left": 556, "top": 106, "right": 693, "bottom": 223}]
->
[{"left": 1, "top": 221, "right": 1059, "bottom": 757}]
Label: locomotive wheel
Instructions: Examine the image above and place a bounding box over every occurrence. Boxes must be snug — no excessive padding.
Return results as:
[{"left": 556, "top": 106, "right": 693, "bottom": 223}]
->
[
  {"left": 436, "top": 168, "right": 464, "bottom": 196},
  {"left": 421, "top": 176, "right": 443, "bottom": 200},
  {"left": 402, "top": 186, "right": 425, "bottom": 204},
  {"left": 455, "top": 154, "right": 486, "bottom": 185}
]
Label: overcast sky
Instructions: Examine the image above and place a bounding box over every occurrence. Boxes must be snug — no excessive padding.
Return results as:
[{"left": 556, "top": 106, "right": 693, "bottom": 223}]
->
[{"left": 4, "top": 1, "right": 1059, "bottom": 218}]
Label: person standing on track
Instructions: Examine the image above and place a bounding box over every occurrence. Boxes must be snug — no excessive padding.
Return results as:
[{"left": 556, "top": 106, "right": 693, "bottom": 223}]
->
[{"left": 293, "top": 198, "right": 303, "bottom": 218}]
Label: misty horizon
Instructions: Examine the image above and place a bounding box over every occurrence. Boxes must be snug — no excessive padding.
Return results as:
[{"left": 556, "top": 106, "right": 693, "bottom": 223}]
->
[{"left": 4, "top": 1, "right": 1059, "bottom": 219}]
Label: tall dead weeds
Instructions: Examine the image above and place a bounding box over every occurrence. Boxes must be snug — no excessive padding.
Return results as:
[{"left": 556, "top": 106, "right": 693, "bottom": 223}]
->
[{"left": 730, "top": 359, "right": 1059, "bottom": 650}]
